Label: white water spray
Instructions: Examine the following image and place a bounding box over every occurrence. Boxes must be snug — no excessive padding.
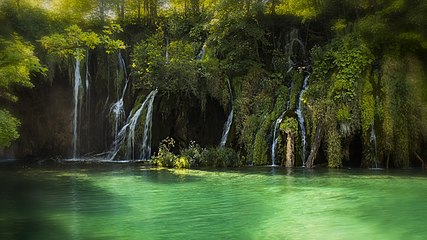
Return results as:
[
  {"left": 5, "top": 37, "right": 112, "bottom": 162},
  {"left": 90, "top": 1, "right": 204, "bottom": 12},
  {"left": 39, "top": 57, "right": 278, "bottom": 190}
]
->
[
  {"left": 72, "top": 52, "right": 83, "bottom": 159},
  {"left": 296, "top": 74, "right": 309, "bottom": 166},
  {"left": 140, "top": 90, "right": 157, "bottom": 160},
  {"left": 110, "top": 52, "right": 129, "bottom": 138},
  {"left": 219, "top": 79, "right": 234, "bottom": 147},
  {"left": 271, "top": 111, "right": 286, "bottom": 166},
  {"left": 197, "top": 43, "right": 206, "bottom": 61},
  {"left": 109, "top": 89, "right": 158, "bottom": 160}
]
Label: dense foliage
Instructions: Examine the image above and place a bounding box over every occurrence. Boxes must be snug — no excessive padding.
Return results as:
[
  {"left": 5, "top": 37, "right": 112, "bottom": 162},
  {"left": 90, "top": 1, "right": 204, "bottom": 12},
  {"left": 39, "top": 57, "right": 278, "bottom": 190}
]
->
[{"left": 1, "top": 0, "right": 426, "bottom": 168}]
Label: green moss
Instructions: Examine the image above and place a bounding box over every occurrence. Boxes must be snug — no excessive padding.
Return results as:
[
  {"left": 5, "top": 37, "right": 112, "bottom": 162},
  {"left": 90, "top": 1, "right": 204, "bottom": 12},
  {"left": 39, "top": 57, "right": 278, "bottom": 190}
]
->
[
  {"left": 326, "top": 127, "right": 342, "bottom": 168},
  {"left": 253, "top": 114, "right": 273, "bottom": 165},
  {"left": 199, "top": 147, "right": 240, "bottom": 168}
]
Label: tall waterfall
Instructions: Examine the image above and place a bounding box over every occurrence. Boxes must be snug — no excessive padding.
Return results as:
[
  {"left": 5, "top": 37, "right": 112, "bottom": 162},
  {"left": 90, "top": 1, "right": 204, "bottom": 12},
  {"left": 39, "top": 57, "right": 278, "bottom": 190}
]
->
[
  {"left": 197, "top": 43, "right": 206, "bottom": 61},
  {"left": 109, "top": 89, "right": 158, "bottom": 160},
  {"left": 271, "top": 80, "right": 294, "bottom": 165},
  {"left": 219, "top": 79, "right": 234, "bottom": 147},
  {"left": 165, "top": 37, "right": 169, "bottom": 64},
  {"left": 370, "top": 95, "right": 379, "bottom": 168},
  {"left": 85, "top": 50, "right": 91, "bottom": 113},
  {"left": 140, "top": 90, "right": 156, "bottom": 160},
  {"left": 72, "top": 52, "right": 82, "bottom": 159},
  {"left": 110, "top": 52, "right": 129, "bottom": 139},
  {"left": 296, "top": 74, "right": 309, "bottom": 166},
  {"left": 271, "top": 111, "right": 285, "bottom": 166},
  {"left": 219, "top": 110, "right": 234, "bottom": 147},
  {"left": 370, "top": 123, "right": 378, "bottom": 168},
  {"left": 285, "top": 29, "right": 306, "bottom": 72}
]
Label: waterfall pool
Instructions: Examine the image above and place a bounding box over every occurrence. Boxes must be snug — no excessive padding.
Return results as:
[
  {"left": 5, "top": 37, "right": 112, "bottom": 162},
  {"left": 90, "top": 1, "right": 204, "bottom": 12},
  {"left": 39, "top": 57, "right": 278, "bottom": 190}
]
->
[{"left": 1, "top": 163, "right": 426, "bottom": 239}]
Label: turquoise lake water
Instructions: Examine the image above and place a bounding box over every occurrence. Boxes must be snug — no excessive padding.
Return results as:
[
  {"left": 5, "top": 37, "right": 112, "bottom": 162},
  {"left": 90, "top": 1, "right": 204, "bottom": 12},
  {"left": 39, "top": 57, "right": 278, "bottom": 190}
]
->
[{"left": 1, "top": 164, "right": 426, "bottom": 239}]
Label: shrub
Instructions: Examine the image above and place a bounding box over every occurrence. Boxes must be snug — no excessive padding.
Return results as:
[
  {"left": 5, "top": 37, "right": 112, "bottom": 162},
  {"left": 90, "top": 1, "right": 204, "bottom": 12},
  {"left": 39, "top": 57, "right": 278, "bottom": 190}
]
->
[
  {"left": 180, "top": 141, "right": 204, "bottom": 167},
  {"left": 200, "top": 147, "right": 240, "bottom": 168}
]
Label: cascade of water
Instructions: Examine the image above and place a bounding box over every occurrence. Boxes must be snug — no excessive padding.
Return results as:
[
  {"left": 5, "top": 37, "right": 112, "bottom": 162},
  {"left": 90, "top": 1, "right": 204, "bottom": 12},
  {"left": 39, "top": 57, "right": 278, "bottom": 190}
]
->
[
  {"left": 296, "top": 74, "right": 309, "bottom": 166},
  {"left": 109, "top": 89, "right": 158, "bottom": 160},
  {"left": 140, "top": 90, "right": 157, "bottom": 160},
  {"left": 197, "top": 43, "right": 206, "bottom": 61},
  {"left": 110, "top": 52, "right": 129, "bottom": 139},
  {"left": 370, "top": 123, "right": 378, "bottom": 168},
  {"left": 271, "top": 111, "right": 286, "bottom": 166},
  {"left": 286, "top": 80, "right": 293, "bottom": 110},
  {"left": 165, "top": 38, "right": 169, "bottom": 64},
  {"left": 85, "top": 50, "right": 91, "bottom": 113},
  {"left": 72, "top": 51, "right": 82, "bottom": 159},
  {"left": 219, "top": 110, "right": 234, "bottom": 148},
  {"left": 219, "top": 79, "right": 234, "bottom": 147},
  {"left": 285, "top": 29, "right": 306, "bottom": 72},
  {"left": 271, "top": 81, "right": 294, "bottom": 165}
]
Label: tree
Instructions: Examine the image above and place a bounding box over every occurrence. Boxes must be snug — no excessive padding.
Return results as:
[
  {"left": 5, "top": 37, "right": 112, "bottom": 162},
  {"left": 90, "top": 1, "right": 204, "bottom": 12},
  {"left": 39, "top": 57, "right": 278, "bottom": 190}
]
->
[{"left": 0, "top": 35, "right": 45, "bottom": 147}]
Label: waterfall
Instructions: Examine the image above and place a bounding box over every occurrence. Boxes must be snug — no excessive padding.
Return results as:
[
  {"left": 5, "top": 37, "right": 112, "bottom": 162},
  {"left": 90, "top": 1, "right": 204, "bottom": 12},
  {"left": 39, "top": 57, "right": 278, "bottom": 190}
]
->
[
  {"left": 140, "top": 90, "right": 156, "bottom": 160},
  {"left": 109, "top": 89, "right": 158, "bottom": 160},
  {"left": 110, "top": 52, "right": 129, "bottom": 139},
  {"left": 72, "top": 52, "right": 82, "bottom": 159},
  {"left": 296, "top": 74, "right": 309, "bottom": 166},
  {"left": 370, "top": 123, "right": 378, "bottom": 168},
  {"left": 286, "top": 80, "right": 293, "bottom": 110},
  {"left": 219, "top": 110, "right": 234, "bottom": 147},
  {"left": 271, "top": 81, "right": 293, "bottom": 165},
  {"left": 271, "top": 111, "right": 285, "bottom": 166},
  {"left": 370, "top": 95, "right": 379, "bottom": 168},
  {"left": 85, "top": 50, "right": 91, "bottom": 113},
  {"left": 285, "top": 29, "right": 305, "bottom": 72},
  {"left": 219, "top": 79, "right": 234, "bottom": 147},
  {"left": 197, "top": 43, "right": 206, "bottom": 61},
  {"left": 165, "top": 37, "right": 169, "bottom": 64}
]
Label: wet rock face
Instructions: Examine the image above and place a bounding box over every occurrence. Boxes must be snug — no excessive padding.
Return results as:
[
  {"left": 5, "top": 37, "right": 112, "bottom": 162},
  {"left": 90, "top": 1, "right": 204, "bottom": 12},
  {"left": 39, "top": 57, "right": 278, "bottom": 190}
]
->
[
  {"left": 4, "top": 72, "right": 73, "bottom": 159},
  {"left": 151, "top": 95, "right": 226, "bottom": 153},
  {"left": 1, "top": 77, "right": 227, "bottom": 160}
]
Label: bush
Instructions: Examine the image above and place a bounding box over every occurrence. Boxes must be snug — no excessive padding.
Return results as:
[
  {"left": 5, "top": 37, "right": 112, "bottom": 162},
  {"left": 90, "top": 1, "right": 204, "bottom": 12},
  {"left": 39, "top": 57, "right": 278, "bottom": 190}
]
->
[
  {"left": 151, "top": 137, "right": 177, "bottom": 168},
  {"left": 180, "top": 141, "right": 204, "bottom": 167},
  {"left": 200, "top": 147, "right": 240, "bottom": 168},
  {"left": 173, "top": 156, "right": 190, "bottom": 169}
]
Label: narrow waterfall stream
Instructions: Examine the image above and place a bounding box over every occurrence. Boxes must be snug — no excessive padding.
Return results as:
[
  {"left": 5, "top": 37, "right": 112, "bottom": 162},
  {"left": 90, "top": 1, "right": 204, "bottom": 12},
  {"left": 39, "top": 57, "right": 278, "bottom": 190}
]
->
[
  {"left": 271, "top": 111, "right": 286, "bottom": 166},
  {"left": 296, "top": 74, "right": 309, "bottom": 166},
  {"left": 197, "top": 43, "right": 206, "bottom": 61},
  {"left": 72, "top": 52, "right": 82, "bottom": 159},
  {"left": 271, "top": 81, "right": 293, "bottom": 165},
  {"left": 370, "top": 123, "right": 378, "bottom": 168},
  {"left": 110, "top": 52, "right": 129, "bottom": 139},
  {"left": 140, "top": 90, "right": 157, "bottom": 160},
  {"left": 219, "top": 79, "right": 234, "bottom": 147},
  {"left": 109, "top": 89, "right": 158, "bottom": 160}
]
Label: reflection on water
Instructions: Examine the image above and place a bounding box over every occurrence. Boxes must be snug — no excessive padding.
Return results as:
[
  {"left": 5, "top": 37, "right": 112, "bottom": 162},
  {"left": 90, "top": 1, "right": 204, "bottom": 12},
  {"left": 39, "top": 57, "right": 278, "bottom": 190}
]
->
[{"left": 0, "top": 164, "right": 427, "bottom": 239}]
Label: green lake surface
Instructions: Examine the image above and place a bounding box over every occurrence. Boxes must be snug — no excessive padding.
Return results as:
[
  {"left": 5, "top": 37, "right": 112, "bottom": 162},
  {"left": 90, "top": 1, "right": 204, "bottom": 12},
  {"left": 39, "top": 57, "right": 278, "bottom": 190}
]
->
[{"left": 1, "top": 163, "right": 427, "bottom": 239}]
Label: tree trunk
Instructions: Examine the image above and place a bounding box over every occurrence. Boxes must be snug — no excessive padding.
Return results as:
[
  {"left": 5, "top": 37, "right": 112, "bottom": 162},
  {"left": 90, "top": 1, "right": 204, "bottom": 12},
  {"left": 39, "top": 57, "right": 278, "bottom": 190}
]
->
[
  {"left": 271, "top": 0, "right": 276, "bottom": 15},
  {"left": 305, "top": 124, "right": 324, "bottom": 168},
  {"left": 285, "top": 133, "right": 295, "bottom": 168},
  {"left": 415, "top": 151, "right": 426, "bottom": 169}
]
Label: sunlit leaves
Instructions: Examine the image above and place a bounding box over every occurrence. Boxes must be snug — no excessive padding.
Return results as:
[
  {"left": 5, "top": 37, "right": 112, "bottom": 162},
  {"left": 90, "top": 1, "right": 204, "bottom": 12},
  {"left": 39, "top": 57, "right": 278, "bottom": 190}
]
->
[
  {"left": 0, "top": 35, "right": 44, "bottom": 147},
  {"left": 41, "top": 23, "right": 126, "bottom": 58},
  {"left": 0, "top": 35, "right": 45, "bottom": 101},
  {"left": 40, "top": 24, "right": 100, "bottom": 59},
  {"left": 101, "top": 23, "right": 126, "bottom": 54},
  {"left": 0, "top": 110, "right": 20, "bottom": 148}
]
